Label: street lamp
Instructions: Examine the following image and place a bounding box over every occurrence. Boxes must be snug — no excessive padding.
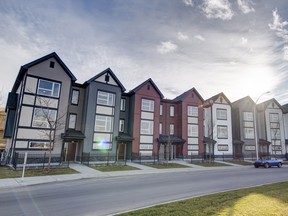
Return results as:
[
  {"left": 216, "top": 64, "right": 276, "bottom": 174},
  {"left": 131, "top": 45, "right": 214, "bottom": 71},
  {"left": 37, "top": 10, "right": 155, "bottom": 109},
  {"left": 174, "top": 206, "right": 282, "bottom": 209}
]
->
[{"left": 254, "top": 91, "right": 270, "bottom": 160}]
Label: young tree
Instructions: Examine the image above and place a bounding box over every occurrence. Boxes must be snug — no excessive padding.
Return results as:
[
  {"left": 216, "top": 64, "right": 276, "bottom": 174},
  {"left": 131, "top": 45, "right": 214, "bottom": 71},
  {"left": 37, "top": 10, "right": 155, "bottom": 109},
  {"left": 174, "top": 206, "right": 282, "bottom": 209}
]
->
[{"left": 35, "top": 96, "right": 66, "bottom": 171}]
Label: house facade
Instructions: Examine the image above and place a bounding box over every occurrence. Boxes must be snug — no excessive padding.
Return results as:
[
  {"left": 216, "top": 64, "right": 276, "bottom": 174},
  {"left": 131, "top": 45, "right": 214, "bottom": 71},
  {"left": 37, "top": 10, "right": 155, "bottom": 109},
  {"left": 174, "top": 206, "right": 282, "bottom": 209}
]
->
[{"left": 4, "top": 52, "right": 288, "bottom": 163}]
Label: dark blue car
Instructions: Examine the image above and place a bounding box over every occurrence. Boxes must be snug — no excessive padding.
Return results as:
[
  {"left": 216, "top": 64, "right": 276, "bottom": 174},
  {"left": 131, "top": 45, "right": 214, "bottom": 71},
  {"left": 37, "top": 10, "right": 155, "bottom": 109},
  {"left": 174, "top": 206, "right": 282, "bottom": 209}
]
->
[{"left": 254, "top": 158, "right": 283, "bottom": 168}]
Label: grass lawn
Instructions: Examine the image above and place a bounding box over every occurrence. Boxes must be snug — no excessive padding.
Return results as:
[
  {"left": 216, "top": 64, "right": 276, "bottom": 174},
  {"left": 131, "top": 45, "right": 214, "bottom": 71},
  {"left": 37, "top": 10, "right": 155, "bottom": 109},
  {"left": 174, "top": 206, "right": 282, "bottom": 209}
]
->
[
  {"left": 144, "top": 163, "right": 191, "bottom": 169},
  {"left": 118, "top": 181, "right": 288, "bottom": 216},
  {"left": 0, "top": 166, "right": 79, "bottom": 179},
  {"left": 90, "top": 164, "right": 140, "bottom": 172},
  {"left": 190, "top": 161, "right": 230, "bottom": 167}
]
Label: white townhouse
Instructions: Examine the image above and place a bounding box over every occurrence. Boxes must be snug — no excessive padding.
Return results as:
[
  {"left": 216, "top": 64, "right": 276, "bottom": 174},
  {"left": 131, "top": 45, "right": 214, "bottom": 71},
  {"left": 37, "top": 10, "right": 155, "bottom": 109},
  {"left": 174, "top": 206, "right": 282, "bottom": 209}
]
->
[
  {"left": 257, "top": 99, "right": 286, "bottom": 157},
  {"left": 204, "top": 93, "right": 233, "bottom": 158}
]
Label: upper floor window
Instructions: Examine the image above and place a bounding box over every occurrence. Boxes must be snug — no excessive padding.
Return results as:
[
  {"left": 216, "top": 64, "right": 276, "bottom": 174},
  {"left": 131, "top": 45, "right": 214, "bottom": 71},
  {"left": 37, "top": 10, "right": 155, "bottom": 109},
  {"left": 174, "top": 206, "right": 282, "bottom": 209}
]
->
[
  {"left": 71, "top": 89, "right": 79, "bottom": 105},
  {"left": 188, "top": 106, "right": 198, "bottom": 117},
  {"left": 97, "top": 91, "right": 115, "bottom": 106},
  {"left": 269, "top": 113, "right": 279, "bottom": 123},
  {"left": 140, "top": 120, "right": 153, "bottom": 134},
  {"left": 32, "top": 108, "right": 57, "bottom": 128},
  {"left": 37, "top": 79, "right": 60, "bottom": 98},
  {"left": 141, "top": 99, "right": 154, "bottom": 112},
  {"left": 159, "top": 123, "right": 162, "bottom": 134},
  {"left": 243, "top": 112, "right": 253, "bottom": 121},
  {"left": 120, "top": 99, "right": 126, "bottom": 111},
  {"left": 217, "top": 109, "right": 227, "bottom": 120},
  {"left": 119, "top": 119, "right": 125, "bottom": 132},
  {"left": 94, "top": 115, "right": 113, "bottom": 132},
  {"left": 170, "top": 106, "right": 175, "bottom": 117},
  {"left": 160, "top": 104, "right": 163, "bottom": 116},
  {"left": 217, "top": 125, "right": 228, "bottom": 139},
  {"left": 68, "top": 114, "right": 77, "bottom": 129},
  {"left": 170, "top": 124, "right": 174, "bottom": 135}
]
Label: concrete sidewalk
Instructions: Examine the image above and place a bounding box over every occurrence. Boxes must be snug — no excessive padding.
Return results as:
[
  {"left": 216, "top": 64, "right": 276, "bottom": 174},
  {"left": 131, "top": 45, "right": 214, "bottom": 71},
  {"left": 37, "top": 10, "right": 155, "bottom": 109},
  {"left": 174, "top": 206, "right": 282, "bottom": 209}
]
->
[{"left": 0, "top": 161, "right": 246, "bottom": 189}]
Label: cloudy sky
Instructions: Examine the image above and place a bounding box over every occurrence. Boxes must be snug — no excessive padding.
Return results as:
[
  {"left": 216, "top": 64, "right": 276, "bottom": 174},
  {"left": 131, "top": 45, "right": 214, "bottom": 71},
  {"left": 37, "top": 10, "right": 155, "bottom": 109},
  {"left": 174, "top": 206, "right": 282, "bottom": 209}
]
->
[{"left": 1, "top": 0, "right": 288, "bottom": 105}]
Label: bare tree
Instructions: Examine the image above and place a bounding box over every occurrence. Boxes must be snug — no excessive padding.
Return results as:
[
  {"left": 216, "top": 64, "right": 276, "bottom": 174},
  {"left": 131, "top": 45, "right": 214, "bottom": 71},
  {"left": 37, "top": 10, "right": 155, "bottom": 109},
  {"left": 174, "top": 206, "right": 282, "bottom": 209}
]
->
[{"left": 35, "top": 96, "right": 66, "bottom": 171}]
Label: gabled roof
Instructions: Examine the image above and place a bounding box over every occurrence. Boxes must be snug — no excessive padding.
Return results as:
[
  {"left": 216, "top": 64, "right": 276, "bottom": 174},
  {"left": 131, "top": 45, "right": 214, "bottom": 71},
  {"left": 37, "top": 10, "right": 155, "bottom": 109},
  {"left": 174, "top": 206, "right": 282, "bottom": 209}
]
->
[
  {"left": 173, "top": 87, "right": 204, "bottom": 103},
  {"left": 84, "top": 68, "right": 126, "bottom": 92},
  {"left": 12, "top": 52, "right": 77, "bottom": 93},
  {"left": 129, "top": 78, "right": 164, "bottom": 99},
  {"left": 204, "top": 92, "right": 231, "bottom": 107},
  {"left": 282, "top": 103, "right": 288, "bottom": 114},
  {"left": 256, "top": 98, "right": 283, "bottom": 112},
  {"left": 232, "top": 96, "right": 255, "bottom": 107}
]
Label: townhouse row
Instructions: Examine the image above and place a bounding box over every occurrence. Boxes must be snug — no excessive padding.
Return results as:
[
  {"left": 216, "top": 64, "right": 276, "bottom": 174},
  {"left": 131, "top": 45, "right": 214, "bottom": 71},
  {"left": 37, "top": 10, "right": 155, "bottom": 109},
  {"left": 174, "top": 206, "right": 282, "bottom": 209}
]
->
[{"left": 3, "top": 52, "right": 288, "bottom": 162}]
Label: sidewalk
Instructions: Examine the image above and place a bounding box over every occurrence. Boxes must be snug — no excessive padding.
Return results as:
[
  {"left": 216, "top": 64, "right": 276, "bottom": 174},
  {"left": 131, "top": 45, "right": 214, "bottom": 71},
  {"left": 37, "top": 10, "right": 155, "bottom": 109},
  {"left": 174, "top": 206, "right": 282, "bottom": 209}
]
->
[{"left": 0, "top": 161, "right": 246, "bottom": 189}]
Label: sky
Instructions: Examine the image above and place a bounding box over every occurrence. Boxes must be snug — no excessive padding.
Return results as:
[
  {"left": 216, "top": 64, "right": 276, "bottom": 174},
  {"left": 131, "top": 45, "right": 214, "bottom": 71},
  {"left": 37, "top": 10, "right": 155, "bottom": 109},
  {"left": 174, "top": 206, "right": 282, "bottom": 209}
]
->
[{"left": 1, "top": 0, "right": 288, "bottom": 105}]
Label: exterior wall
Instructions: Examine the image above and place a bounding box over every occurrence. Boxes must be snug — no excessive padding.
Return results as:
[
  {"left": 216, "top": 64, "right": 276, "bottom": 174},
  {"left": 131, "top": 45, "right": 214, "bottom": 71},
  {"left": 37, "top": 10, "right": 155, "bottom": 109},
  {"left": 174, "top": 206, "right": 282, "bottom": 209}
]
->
[
  {"left": 9, "top": 57, "right": 72, "bottom": 155},
  {"left": 82, "top": 81, "right": 122, "bottom": 155},
  {"left": 131, "top": 82, "right": 161, "bottom": 156},
  {"left": 283, "top": 113, "right": 288, "bottom": 154}
]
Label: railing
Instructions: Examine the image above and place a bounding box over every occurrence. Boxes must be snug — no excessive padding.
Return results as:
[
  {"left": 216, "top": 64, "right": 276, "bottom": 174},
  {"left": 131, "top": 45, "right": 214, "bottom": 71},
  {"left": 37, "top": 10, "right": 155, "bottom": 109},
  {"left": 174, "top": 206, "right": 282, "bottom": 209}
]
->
[{"left": 11, "top": 152, "right": 69, "bottom": 170}]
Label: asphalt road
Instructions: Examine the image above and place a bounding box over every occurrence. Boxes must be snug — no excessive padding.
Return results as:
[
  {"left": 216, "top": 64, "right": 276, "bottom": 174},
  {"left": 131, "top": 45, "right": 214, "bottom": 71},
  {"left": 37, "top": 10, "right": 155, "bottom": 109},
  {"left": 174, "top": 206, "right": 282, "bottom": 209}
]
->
[{"left": 1, "top": 166, "right": 288, "bottom": 216}]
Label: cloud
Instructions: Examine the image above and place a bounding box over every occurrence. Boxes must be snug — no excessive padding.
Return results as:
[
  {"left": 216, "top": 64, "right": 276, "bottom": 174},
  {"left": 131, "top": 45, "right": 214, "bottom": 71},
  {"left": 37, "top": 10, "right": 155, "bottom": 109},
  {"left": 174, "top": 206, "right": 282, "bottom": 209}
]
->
[
  {"left": 241, "top": 37, "right": 248, "bottom": 44},
  {"left": 237, "top": 0, "right": 255, "bottom": 14},
  {"left": 157, "top": 41, "right": 178, "bottom": 54},
  {"left": 200, "top": 0, "right": 233, "bottom": 20},
  {"left": 183, "top": 0, "right": 194, "bottom": 7},
  {"left": 194, "top": 35, "right": 205, "bottom": 41},
  {"left": 177, "top": 32, "right": 189, "bottom": 41}
]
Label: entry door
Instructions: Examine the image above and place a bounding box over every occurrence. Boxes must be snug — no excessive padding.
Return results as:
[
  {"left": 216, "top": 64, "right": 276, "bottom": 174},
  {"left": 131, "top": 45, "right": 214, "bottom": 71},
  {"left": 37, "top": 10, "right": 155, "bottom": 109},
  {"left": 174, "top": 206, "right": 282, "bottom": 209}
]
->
[
  {"left": 118, "top": 144, "right": 125, "bottom": 160},
  {"left": 67, "top": 142, "right": 77, "bottom": 161}
]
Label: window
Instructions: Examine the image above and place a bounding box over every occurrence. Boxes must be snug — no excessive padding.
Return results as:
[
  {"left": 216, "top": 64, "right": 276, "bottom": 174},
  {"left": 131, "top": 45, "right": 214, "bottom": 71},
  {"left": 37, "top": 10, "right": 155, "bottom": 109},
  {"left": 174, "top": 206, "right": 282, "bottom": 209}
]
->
[
  {"left": 269, "top": 113, "right": 279, "bottom": 122},
  {"left": 271, "top": 129, "right": 281, "bottom": 139},
  {"left": 71, "top": 90, "right": 79, "bottom": 105},
  {"left": 141, "top": 99, "right": 154, "bottom": 112},
  {"left": 188, "top": 125, "right": 198, "bottom": 137},
  {"left": 94, "top": 115, "right": 113, "bottom": 132},
  {"left": 37, "top": 79, "right": 60, "bottom": 97},
  {"left": 68, "top": 114, "right": 77, "bottom": 129},
  {"left": 216, "top": 109, "right": 227, "bottom": 120},
  {"left": 188, "top": 106, "right": 198, "bottom": 117},
  {"left": 29, "top": 141, "right": 50, "bottom": 149},
  {"left": 243, "top": 112, "right": 253, "bottom": 121},
  {"left": 32, "top": 108, "right": 57, "bottom": 128},
  {"left": 170, "top": 106, "right": 174, "bottom": 117},
  {"left": 120, "top": 99, "right": 126, "bottom": 111},
  {"left": 244, "top": 128, "right": 254, "bottom": 139},
  {"left": 140, "top": 120, "right": 153, "bottom": 134},
  {"left": 159, "top": 123, "right": 162, "bottom": 134},
  {"left": 97, "top": 91, "right": 115, "bottom": 106},
  {"left": 170, "top": 124, "right": 174, "bottom": 135},
  {"left": 217, "top": 126, "right": 228, "bottom": 139},
  {"left": 160, "top": 104, "right": 163, "bottom": 116},
  {"left": 49, "top": 61, "right": 55, "bottom": 68},
  {"left": 119, "top": 119, "right": 125, "bottom": 132}
]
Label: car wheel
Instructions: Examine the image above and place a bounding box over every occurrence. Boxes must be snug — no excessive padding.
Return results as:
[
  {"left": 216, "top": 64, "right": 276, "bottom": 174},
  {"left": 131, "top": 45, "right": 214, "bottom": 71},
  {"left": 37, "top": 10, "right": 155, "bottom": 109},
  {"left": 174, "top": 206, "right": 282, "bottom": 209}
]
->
[
  {"left": 264, "top": 163, "right": 269, "bottom": 168},
  {"left": 254, "top": 165, "right": 259, "bottom": 168},
  {"left": 277, "top": 163, "right": 282, "bottom": 168}
]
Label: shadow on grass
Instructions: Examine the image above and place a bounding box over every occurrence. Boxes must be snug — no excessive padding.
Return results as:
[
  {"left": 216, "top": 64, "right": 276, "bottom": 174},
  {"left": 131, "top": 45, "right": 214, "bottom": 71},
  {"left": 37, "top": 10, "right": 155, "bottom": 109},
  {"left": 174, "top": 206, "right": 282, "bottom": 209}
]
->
[{"left": 118, "top": 182, "right": 288, "bottom": 216}]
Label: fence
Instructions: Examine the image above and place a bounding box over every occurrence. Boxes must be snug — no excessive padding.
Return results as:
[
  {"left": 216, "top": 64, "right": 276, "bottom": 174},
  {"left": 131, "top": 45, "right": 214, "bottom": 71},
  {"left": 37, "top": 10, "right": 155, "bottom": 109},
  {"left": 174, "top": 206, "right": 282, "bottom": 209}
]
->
[{"left": 11, "top": 152, "right": 69, "bottom": 170}]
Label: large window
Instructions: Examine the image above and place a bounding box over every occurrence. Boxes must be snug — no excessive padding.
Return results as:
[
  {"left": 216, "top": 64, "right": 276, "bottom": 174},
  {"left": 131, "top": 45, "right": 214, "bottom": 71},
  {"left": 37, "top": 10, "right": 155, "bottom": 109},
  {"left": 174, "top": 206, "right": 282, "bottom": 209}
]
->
[
  {"left": 97, "top": 91, "right": 115, "bottom": 106},
  {"left": 94, "top": 115, "right": 113, "bottom": 132},
  {"left": 217, "top": 109, "right": 227, "bottom": 120},
  {"left": 141, "top": 99, "right": 154, "bottom": 112},
  {"left": 244, "top": 128, "right": 254, "bottom": 139},
  {"left": 32, "top": 108, "right": 57, "bottom": 128},
  {"left": 71, "top": 90, "right": 79, "bottom": 105},
  {"left": 29, "top": 141, "right": 50, "bottom": 149},
  {"left": 188, "top": 106, "right": 198, "bottom": 117},
  {"left": 217, "top": 126, "right": 228, "bottom": 139},
  {"left": 243, "top": 111, "right": 254, "bottom": 139},
  {"left": 188, "top": 125, "right": 198, "bottom": 137},
  {"left": 37, "top": 79, "right": 60, "bottom": 98},
  {"left": 269, "top": 113, "right": 279, "bottom": 122},
  {"left": 243, "top": 112, "right": 253, "bottom": 121},
  {"left": 140, "top": 120, "right": 153, "bottom": 134}
]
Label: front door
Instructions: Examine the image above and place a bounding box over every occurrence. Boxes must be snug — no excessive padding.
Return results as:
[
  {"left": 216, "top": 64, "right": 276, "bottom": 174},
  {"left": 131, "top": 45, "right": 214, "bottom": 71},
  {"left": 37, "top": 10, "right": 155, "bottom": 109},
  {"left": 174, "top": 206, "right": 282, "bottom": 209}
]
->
[
  {"left": 118, "top": 143, "right": 126, "bottom": 160},
  {"left": 67, "top": 142, "right": 77, "bottom": 161}
]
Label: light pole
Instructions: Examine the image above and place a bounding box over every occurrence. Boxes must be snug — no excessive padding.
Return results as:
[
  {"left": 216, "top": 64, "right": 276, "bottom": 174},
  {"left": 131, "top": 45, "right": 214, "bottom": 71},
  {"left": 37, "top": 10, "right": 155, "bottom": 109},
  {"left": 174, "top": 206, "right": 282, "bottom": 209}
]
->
[{"left": 254, "top": 91, "right": 270, "bottom": 160}]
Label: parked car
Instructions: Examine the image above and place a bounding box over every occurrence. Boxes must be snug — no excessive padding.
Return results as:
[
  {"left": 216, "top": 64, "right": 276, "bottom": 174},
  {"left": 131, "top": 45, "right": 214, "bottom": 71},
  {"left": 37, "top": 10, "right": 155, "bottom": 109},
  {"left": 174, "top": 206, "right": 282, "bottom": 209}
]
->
[{"left": 254, "top": 158, "right": 283, "bottom": 168}]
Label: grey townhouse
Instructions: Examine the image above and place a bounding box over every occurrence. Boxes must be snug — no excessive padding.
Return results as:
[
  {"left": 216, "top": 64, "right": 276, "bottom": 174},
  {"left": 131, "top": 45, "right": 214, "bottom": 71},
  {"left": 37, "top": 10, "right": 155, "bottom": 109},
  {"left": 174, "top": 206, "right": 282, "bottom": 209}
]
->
[{"left": 3, "top": 52, "right": 288, "bottom": 165}]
